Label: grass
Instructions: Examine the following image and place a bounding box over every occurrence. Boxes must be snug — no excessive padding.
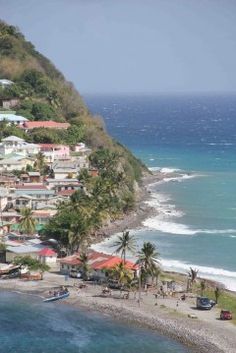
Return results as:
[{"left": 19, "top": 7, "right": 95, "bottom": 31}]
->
[{"left": 202, "top": 288, "right": 236, "bottom": 324}]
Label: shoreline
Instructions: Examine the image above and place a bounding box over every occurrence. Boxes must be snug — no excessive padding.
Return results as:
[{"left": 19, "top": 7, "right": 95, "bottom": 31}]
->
[
  {"left": 1, "top": 171, "right": 235, "bottom": 353},
  {"left": 0, "top": 275, "right": 233, "bottom": 353},
  {"left": 94, "top": 170, "right": 236, "bottom": 293}
]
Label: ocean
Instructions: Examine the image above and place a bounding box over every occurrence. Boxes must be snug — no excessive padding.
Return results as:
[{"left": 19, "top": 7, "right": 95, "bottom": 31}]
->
[
  {"left": 85, "top": 94, "right": 236, "bottom": 291},
  {"left": 0, "top": 292, "right": 189, "bottom": 353}
]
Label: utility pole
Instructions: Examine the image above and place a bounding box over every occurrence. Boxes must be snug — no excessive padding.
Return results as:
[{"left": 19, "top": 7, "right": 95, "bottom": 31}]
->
[{"left": 138, "top": 264, "right": 142, "bottom": 307}]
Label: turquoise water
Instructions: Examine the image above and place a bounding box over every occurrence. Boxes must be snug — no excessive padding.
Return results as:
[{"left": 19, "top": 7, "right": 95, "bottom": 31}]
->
[
  {"left": 0, "top": 292, "right": 189, "bottom": 353},
  {"left": 85, "top": 94, "right": 236, "bottom": 290}
]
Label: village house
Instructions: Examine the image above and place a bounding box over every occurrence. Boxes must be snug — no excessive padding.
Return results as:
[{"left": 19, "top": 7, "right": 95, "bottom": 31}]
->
[
  {"left": 21, "top": 120, "right": 70, "bottom": 131},
  {"left": 0, "top": 113, "right": 28, "bottom": 125},
  {"left": 52, "top": 160, "right": 81, "bottom": 179},
  {"left": 0, "top": 174, "right": 18, "bottom": 188},
  {"left": 0, "top": 136, "right": 39, "bottom": 157},
  {"left": 6, "top": 243, "right": 46, "bottom": 262},
  {"left": 20, "top": 172, "right": 41, "bottom": 183},
  {"left": 38, "top": 248, "right": 57, "bottom": 265},
  {"left": 32, "top": 210, "right": 57, "bottom": 224},
  {"left": 38, "top": 144, "right": 70, "bottom": 163},
  {"left": 46, "top": 178, "right": 81, "bottom": 189},
  {"left": 14, "top": 184, "right": 56, "bottom": 210},
  {"left": 0, "top": 156, "right": 34, "bottom": 172},
  {"left": 0, "top": 79, "right": 14, "bottom": 87},
  {"left": 0, "top": 98, "right": 20, "bottom": 109},
  {"left": 60, "top": 250, "right": 138, "bottom": 280},
  {"left": 0, "top": 211, "right": 20, "bottom": 223}
]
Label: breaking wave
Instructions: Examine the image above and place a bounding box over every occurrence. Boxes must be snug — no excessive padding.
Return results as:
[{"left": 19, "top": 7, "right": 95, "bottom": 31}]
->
[{"left": 161, "top": 258, "right": 236, "bottom": 291}]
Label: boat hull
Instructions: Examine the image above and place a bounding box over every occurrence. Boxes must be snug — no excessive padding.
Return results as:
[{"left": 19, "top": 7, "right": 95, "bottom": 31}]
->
[{"left": 43, "top": 292, "right": 69, "bottom": 302}]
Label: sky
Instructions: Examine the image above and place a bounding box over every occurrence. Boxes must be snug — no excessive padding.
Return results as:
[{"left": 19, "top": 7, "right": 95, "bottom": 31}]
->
[{"left": 1, "top": 0, "right": 236, "bottom": 94}]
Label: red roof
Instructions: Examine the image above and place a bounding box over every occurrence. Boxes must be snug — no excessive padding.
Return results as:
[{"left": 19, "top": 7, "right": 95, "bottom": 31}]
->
[
  {"left": 16, "top": 184, "right": 47, "bottom": 190},
  {"left": 38, "top": 248, "right": 57, "bottom": 257},
  {"left": 60, "top": 250, "right": 138, "bottom": 270},
  {"left": 57, "top": 189, "right": 76, "bottom": 197},
  {"left": 22, "top": 121, "right": 70, "bottom": 130}
]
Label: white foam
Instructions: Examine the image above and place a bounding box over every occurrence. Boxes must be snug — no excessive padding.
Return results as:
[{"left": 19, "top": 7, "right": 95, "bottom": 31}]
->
[
  {"left": 161, "top": 258, "right": 236, "bottom": 291},
  {"left": 143, "top": 217, "right": 236, "bottom": 236},
  {"left": 148, "top": 166, "right": 160, "bottom": 171},
  {"left": 160, "top": 167, "right": 181, "bottom": 173}
]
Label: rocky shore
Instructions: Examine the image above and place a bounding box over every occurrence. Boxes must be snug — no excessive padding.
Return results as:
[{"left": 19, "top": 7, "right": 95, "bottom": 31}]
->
[
  {"left": 1, "top": 170, "right": 235, "bottom": 353},
  {"left": 1, "top": 274, "right": 235, "bottom": 353}
]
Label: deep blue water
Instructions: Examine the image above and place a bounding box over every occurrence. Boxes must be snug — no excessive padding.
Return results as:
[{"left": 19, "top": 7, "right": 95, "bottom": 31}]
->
[
  {"left": 85, "top": 94, "right": 236, "bottom": 290},
  {"left": 0, "top": 292, "right": 189, "bottom": 353}
]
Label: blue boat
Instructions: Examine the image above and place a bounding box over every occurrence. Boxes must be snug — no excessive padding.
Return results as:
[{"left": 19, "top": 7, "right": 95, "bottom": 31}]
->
[{"left": 43, "top": 291, "right": 70, "bottom": 303}]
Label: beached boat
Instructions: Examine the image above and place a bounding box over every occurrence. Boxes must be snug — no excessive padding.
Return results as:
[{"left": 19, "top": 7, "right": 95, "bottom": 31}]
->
[{"left": 43, "top": 291, "right": 69, "bottom": 303}]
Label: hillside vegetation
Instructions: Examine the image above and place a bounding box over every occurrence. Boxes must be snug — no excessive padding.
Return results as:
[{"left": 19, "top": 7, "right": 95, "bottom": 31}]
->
[{"left": 0, "top": 20, "right": 148, "bottom": 244}]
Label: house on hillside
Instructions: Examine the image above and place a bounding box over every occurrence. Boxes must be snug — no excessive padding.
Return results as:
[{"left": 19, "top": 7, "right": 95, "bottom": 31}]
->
[
  {"left": 0, "top": 79, "right": 14, "bottom": 87},
  {"left": 20, "top": 172, "right": 41, "bottom": 183},
  {"left": 52, "top": 160, "right": 80, "bottom": 179},
  {"left": 0, "top": 156, "right": 34, "bottom": 172},
  {"left": 0, "top": 113, "right": 28, "bottom": 125},
  {"left": 38, "top": 144, "right": 70, "bottom": 163},
  {"left": 32, "top": 210, "right": 57, "bottom": 224},
  {"left": 60, "top": 250, "right": 138, "bottom": 279},
  {"left": 21, "top": 120, "right": 70, "bottom": 131},
  {"left": 0, "top": 174, "right": 17, "bottom": 188},
  {"left": 0, "top": 98, "right": 19, "bottom": 109},
  {"left": 14, "top": 184, "right": 55, "bottom": 209},
  {"left": 0, "top": 136, "right": 39, "bottom": 156}
]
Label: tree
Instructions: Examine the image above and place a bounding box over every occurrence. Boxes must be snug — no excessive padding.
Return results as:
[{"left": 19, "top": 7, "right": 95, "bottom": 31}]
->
[
  {"left": 214, "top": 287, "right": 222, "bottom": 304},
  {"left": 112, "top": 230, "right": 136, "bottom": 264},
  {"left": 0, "top": 242, "right": 6, "bottom": 251},
  {"left": 187, "top": 267, "right": 199, "bottom": 292},
  {"left": 200, "top": 280, "right": 206, "bottom": 296},
  {"left": 109, "top": 262, "right": 133, "bottom": 288},
  {"left": 79, "top": 252, "right": 90, "bottom": 280},
  {"left": 137, "top": 242, "right": 160, "bottom": 286},
  {"left": 13, "top": 255, "right": 50, "bottom": 272},
  {"left": 19, "top": 207, "right": 36, "bottom": 235},
  {"left": 34, "top": 151, "right": 46, "bottom": 175}
]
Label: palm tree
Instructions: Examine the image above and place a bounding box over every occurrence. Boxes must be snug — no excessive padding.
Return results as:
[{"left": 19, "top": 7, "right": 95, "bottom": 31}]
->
[
  {"left": 112, "top": 230, "right": 136, "bottom": 264},
  {"left": 79, "top": 252, "right": 90, "bottom": 280},
  {"left": 19, "top": 208, "right": 37, "bottom": 235},
  {"left": 187, "top": 267, "right": 198, "bottom": 291},
  {"left": 34, "top": 151, "right": 46, "bottom": 174},
  {"left": 109, "top": 262, "right": 133, "bottom": 288},
  {"left": 137, "top": 242, "right": 160, "bottom": 286}
]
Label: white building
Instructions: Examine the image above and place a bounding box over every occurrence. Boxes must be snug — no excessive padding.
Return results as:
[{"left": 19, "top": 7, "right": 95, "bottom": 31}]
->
[
  {"left": 0, "top": 113, "right": 28, "bottom": 125},
  {"left": 0, "top": 136, "right": 40, "bottom": 156},
  {"left": 0, "top": 156, "right": 34, "bottom": 172},
  {"left": 0, "top": 79, "right": 14, "bottom": 87}
]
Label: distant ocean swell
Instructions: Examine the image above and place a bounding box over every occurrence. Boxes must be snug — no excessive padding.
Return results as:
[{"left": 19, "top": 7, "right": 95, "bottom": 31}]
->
[{"left": 143, "top": 168, "right": 236, "bottom": 291}]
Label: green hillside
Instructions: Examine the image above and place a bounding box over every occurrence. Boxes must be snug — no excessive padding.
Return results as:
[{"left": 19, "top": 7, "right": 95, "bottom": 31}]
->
[{"left": 0, "top": 20, "right": 149, "bottom": 237}]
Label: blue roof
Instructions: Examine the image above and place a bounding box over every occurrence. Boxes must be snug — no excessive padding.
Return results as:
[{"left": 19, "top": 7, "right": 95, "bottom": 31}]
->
[
  {"left": 0, "top": 114, "right": 28, "bottom": 122},
  {"left": 15, "top": 190, "right": 55, "bottom": 196}
]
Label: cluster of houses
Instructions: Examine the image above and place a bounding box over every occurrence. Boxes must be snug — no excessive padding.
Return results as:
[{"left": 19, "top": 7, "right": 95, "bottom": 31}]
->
[
  {"left": 0, "top": 82, "right": 98, "bottom": 267},
  {"left": 0, "top": 79, "right": 138, "bottom": 281}
]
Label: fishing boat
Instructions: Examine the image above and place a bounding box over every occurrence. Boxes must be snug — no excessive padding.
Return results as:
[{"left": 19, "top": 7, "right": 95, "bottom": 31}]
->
[{"left": 43, "top": 290, "right": 69, "bottom": 303}]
